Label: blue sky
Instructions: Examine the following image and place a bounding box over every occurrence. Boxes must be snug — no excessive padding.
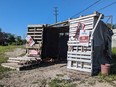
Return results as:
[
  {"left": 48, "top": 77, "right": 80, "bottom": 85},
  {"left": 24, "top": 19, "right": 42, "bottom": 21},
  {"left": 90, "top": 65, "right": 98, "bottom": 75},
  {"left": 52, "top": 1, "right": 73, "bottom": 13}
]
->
[{"left": 0, "top": 0, "right": 116, "bottom": 38}]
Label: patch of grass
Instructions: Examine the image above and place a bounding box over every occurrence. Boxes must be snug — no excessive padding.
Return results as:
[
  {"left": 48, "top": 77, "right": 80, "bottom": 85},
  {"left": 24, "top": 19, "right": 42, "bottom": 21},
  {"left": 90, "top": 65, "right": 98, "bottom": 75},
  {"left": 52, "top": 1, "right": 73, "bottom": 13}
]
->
[
  {"left": 98, "top": 74, "right": 116, "bottom": 82},
  {"left": 56, "top": 74, "right": 64, "bottom": 77},
  {"left": 88, "top": 80, "right": 96, "bottom": 86},
  {"left": 111, "top": 48, "right": 116, "bottom": 74},
  {"left": 112, "top": 47, "right": 116, "bottom": 55},
  {"left": 79, "top": 80, "right": 86, "bottom": 84},
  {"left": 0, "top": 45, "right": 23, "bottom": 54},
  {"left": 0, "top": 56, "right": 8, "bottom": 63},
  {"left": 0, "top": 45, "right": 24, "bottom": 63},
  {"left": 31, "top": 81, "right": 39, "bottom": 84},
  {"left": 0, "top": 45, "right": 24, "bottom": 79},
  {"left": 98, "top": 74, "right": 116, "bottom": 87},
  {"left": 48, "top": 78, "right": 75, "bottom": 87},
  {"left": 97, "top": 48, "right": 116, "bottom": 84},
  {"left": 0, "top": 66, "right": 11, "bottom": 73},
  {"left": 40, "top": 79, "right": 47, "bottom": 86},
  {"left": 0, "top": 66, "right": 11, "bottom": 79}
]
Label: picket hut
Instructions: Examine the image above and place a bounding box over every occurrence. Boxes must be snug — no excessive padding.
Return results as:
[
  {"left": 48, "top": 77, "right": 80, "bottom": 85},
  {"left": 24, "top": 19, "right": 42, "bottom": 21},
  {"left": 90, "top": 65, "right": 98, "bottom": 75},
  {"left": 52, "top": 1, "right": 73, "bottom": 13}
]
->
[{"left": 67, "top": 12, "right": 113, "bottom": 75}]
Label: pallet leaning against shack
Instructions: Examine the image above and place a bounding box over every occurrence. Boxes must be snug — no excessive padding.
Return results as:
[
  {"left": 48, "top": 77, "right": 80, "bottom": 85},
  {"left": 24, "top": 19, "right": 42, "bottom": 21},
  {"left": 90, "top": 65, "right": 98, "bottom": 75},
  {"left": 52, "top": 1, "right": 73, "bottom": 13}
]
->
[
  {"left": 67, "top": 12, "right": 113, "bottom": 75},
  {"left": 2, "top": 25, "right": 43, "bottom": 70}
]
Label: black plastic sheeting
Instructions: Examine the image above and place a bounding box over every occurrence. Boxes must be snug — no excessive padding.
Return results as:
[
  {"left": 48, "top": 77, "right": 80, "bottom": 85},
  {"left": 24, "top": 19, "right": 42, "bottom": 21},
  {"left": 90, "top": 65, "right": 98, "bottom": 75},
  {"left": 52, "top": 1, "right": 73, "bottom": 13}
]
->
[
  {"left": 93, "top": 21, "right": 113, "bottom": 74},
  {"left": 41, "top": 26, "right": 69, "bottom": 61}
]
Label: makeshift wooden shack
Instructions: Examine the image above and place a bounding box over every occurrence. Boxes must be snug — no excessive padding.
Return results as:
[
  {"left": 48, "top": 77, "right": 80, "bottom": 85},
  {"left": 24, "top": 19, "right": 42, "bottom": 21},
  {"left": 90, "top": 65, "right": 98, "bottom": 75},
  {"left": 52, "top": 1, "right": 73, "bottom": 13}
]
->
[
  {"left": 2, "top": 12, "right": 112, "bottom": 73},
  {"left": 67, "top": 12, "right": 113, "bottom": 75},
  {"left": 27, "top": 23, "right": 69, "bottom": 61}
]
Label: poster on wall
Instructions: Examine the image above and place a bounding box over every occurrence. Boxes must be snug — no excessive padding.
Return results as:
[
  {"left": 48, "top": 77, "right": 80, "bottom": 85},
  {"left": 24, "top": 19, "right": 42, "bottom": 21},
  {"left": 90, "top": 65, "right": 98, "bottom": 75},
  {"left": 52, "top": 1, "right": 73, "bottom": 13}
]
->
[
  {"left": 25, "top": 35, "right": 35, "bottom": 46},
  {"left": 78, "top": 30, "right": 90, "bottom": 46}
]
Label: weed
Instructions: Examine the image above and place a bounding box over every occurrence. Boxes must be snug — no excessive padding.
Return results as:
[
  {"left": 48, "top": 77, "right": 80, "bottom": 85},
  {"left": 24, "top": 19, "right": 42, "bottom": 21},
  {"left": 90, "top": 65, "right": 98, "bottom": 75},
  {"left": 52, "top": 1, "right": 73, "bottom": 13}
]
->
[
  {"left": 40, "top": 79, "right": 47, "bottom": 86},
  {"left": 88, "top": 80, "right": 96, "bottom": 86},
  {"left": 48, "top": 78, "right": 76, "bottom": 87},
  {"left": 0, "top": 45, "right": 24, "bottom": 79},
  {"left": 79, "top": 80, "right": 86, "bottom": 84},
  {"left": 31, "top": 81, "right": 39, "bottom": 84},
  {"left": 56, "top": 74, "right": 64, "bottom": 77}
]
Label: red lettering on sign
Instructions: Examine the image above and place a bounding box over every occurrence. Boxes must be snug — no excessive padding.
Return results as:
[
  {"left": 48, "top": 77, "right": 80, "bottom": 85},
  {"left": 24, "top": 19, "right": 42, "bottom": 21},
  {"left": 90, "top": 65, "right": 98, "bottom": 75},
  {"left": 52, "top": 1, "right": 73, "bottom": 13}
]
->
[{"left": 79, "top": 36, "right": 89, "bottom": 43}]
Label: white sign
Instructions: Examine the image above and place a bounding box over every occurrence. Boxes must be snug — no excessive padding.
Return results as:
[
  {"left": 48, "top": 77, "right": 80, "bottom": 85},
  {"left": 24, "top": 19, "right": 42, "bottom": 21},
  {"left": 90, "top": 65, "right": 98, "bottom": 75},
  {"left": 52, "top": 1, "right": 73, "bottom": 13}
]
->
[
  {"left": 78, "top": 30, "right": 90, "bottom": 46},
  {"left": 25, "top": 35, "right": 35, "bottom": 46}
]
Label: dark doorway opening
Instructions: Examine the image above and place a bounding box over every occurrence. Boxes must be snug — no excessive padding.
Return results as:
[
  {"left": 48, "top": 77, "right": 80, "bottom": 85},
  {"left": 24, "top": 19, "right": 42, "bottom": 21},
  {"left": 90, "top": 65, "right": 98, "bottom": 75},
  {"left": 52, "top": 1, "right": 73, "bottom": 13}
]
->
[{"left": 41, "top": 26, "right": 69, "bottom": 61}]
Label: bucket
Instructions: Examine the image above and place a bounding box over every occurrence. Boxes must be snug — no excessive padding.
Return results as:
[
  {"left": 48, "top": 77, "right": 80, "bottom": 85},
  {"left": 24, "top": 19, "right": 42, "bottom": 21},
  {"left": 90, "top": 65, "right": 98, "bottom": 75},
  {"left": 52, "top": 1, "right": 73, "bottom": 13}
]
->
[{"left": 101, "top": 64, "right": 110, "bottom": 75}]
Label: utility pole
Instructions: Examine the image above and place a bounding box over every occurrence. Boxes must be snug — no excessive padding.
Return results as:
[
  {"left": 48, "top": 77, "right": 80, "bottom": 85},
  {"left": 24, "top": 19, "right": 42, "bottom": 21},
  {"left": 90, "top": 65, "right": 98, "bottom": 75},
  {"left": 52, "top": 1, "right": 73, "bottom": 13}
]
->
[{"left": 54, "top": 7, "right": 58, "bottom": 23}]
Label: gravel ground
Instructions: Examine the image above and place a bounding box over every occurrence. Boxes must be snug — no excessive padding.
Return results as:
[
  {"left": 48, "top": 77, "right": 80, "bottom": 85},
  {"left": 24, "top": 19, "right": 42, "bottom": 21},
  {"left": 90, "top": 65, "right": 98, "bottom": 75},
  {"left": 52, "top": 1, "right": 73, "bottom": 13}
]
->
[
  {"left": 0, "top": 48, "right": 115, "bottom": 87},
  {"left": 4, "top": 48, "right": 26, "bottom": 57}
]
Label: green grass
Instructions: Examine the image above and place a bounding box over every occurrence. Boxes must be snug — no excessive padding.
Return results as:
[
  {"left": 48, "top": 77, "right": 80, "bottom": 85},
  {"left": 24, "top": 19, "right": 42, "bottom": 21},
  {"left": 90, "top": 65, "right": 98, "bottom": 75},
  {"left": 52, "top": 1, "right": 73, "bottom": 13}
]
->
[
  {"left": 97, "top": 48, "right": 116, "bottom": 86},
  {"left": 111, "top": 47, "right": 116, "bottom": 74},
  {"left": 0, "top": 45, "right": 24, "bottom": 79},
  {"left": 48, "top": 78, "right": 76, "bottom": 87},
  {"left": 0, "top": 45, "right": 23, "bottom": 54},
  {"left": 0, "top": 45, "right": 24, "bottom": 64}
]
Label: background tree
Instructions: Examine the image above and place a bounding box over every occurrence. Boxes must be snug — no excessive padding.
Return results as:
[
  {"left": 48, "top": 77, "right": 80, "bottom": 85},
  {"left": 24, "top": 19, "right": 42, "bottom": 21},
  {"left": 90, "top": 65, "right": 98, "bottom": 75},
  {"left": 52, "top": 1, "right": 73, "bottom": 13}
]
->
[
  {"left": 112, "top": 24, "right": 116, "bottom": 29},
  {"left": 6, "top": 33, "right": 16, "bottom": 45},
  {"left": 15, "top": 36, "right": 23, "bottom": 45},
  {"left": 106, "top": 23, "right": 116, "bottom": 29}
]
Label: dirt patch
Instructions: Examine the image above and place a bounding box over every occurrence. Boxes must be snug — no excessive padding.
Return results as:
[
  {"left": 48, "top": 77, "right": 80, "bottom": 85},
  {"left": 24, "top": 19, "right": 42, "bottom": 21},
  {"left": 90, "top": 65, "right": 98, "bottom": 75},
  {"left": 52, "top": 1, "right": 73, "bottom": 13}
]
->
[
  {"left": 0, "top": 63, "right": 115, "bottom": 87},
  {"left": 4, "top": 48, "right": 26, "bottom": 57},
  {"left": 0, "top": 48, "right": 116, "bottom": 87}
]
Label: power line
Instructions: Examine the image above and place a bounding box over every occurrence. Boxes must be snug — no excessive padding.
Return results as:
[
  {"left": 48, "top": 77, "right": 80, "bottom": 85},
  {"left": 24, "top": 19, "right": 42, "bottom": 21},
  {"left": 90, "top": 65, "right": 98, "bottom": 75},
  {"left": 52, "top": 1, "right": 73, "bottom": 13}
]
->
[
  {"left": 97, "top": 1, "right": 116, "bottom": 11},
  {"left": 71, "top": 0, "right": 102, "bottom": 18}
]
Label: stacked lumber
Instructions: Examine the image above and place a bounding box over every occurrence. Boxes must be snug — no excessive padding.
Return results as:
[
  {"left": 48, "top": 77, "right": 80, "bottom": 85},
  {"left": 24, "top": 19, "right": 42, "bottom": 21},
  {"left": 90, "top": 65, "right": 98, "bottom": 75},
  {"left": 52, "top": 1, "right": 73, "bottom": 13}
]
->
[{"left": 2, "top": 55, "right": 41, "bottom": 71}]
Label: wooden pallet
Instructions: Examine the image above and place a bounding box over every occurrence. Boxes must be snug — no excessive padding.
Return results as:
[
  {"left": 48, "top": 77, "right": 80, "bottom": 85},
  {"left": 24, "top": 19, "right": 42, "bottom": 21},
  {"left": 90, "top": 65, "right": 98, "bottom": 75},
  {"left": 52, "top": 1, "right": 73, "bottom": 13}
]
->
[
  {"left": 1, "top": 56, "right": 41, "bottom": 70},
  {"left": 67, "top": 12, "right": 103, "bottom": 75}
]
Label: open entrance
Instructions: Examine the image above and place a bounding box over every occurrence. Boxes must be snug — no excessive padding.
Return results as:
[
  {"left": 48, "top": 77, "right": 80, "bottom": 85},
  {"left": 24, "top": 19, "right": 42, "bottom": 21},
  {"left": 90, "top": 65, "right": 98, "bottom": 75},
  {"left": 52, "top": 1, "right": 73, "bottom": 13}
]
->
[{"left": 41, "top": 25, "right": 69, "bottom": 61}]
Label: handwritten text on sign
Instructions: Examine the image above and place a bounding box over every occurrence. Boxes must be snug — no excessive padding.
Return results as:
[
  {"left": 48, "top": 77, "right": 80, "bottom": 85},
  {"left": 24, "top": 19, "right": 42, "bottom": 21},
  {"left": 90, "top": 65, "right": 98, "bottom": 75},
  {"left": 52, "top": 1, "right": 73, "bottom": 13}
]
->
[{"left": 79, "top": 30, "right": 90, "bottom": 46}]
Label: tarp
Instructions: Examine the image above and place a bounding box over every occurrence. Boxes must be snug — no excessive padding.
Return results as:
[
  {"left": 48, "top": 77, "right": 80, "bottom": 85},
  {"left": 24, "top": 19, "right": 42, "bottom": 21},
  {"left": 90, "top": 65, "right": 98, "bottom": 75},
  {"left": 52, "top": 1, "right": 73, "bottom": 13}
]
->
[{"left": 93, "top": 21, "right": 113, "bottom": 72}]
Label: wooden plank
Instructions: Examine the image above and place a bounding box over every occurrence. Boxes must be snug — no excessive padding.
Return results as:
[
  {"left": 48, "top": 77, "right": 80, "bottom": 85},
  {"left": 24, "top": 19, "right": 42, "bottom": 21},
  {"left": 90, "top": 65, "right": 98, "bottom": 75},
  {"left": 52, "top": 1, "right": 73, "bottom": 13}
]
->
[
  {"left": 9, "top": 57, "right": 41, "bottom": 61},
  {"left": 27, "top": 31, "right": 42, "bottom": 33},
  {"left": 70, "top": 22, "right": 93, "bottom": 28},
  {"left": 69, "top": 17, "right": 94, "bottom": 23},
  {"left": 28, "top": 35, "right": 42, "bottom": 36},
  {"left": 70, "top": 24, "right": 94, "bottom": 30},
  {"left": 68, "top": 40, "right": 92, "bottom": 43},
  {"left": 70, "top": 21, "right": 93, "bottom": 27},
  {"left": 28, "top": 25, "right": 43, "bottom": 27},
  {"left": 67, "top": 66, "right": 91, "bottom": 72},
  {"left": 67, "top": 55, "right": 91, "bottom": 59},
  {"left": 69, "top": 13, "right": 99, "bottom": 22},
  {"left": 70, "top": 20, "right": 94, "bottom": 25},
  {"left": 77, "top": 64, "right": 91, "bottom": 68},
  {"left": 69, "top": 30, "right": 93, "bottom": 34},
  {"left": 67, "top": 51, "right": 91, "bottom": 55},
  {"left": 68, "top": 41, "right": 92, "bottom": 45},
  {"left": 68, "top": 40, "right": 79, "bottom": 43},
  {"left": 1, "top": 63, "right": 23, "bottom": 71},
  {"left": 7, "top": 60, "right": 20, "bottom": 63},
  {"left": 67, "top": 58, "right": 91, "bottom": 63}
]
